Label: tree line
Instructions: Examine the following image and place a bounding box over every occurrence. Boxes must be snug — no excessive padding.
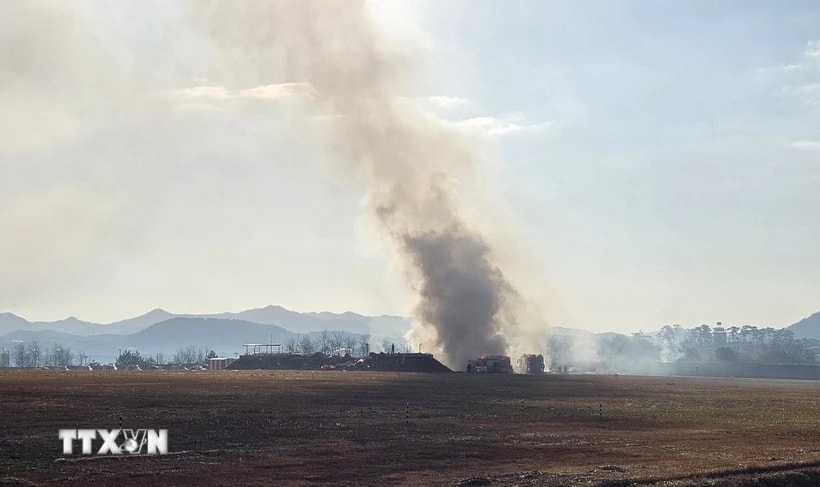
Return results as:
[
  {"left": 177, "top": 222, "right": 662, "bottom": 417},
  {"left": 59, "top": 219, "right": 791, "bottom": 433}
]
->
[
  {"left": 115, "top": 346, "right": 218, "bottom": 368},
  {"left": 547, "top": 324, "right": 820, "bottom": 372},
  {"left": 284, "top": 331, "right": 371, "bottom": 357},
  {"left": 3, "top": 341, "right": 89, "bottom": 368},
  {"left": 657, "top": 324, "right": 817, "bottom": 364},
  {"left": 2, "top": 332, "right": 376, "bottom": 369}
]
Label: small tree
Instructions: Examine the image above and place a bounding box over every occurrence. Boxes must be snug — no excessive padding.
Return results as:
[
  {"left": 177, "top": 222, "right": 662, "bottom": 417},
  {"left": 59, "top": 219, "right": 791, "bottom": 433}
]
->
[
  {"left": 285, "top": 336, "right": 299, "bottom": 353},
  {"left": 298, "top": 335, "right": 316, "bottom": 354},
  {"left": 13, "top": 343, "right": 25, "bottom": 367},
  {"left": 27, "top": 341, "right": 41, "bottom": 367},
  {"left": 342, "top": 334, "right": 357, "bottom": 356},
  {"left": 44, "top": 347, "right": 56, "bottom": 367},
  {"left": 48, "top": 344, "right": 72, "bottom": 366},
  {"left": 76, "top": 351, "right": 89, "bottom": 366},
  {"left": 330, "top": 331, "right": 346, "bottom": 354},
  {"left": 116, "top": 350, "right": 145, "bottom": 368},
  {"left": 0, "top": 348, "right": 9, "bottom": 367},
  {"left": 173, "top": 347, "right": 186, "bottom": 364},
  {"left": 357, "top": 334, "right": 370, "bottom": 357},
  {"left": 318, "top": 330, "right": 331, "bottom": 356},
  {"left": 173, "top": 345, "right": 207, "bottom": 365}
]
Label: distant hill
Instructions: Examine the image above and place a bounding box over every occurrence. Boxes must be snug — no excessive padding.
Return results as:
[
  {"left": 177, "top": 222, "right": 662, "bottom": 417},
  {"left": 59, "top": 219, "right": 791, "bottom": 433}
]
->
[
  {"left": 1, "top": 313, "right": 125, "bottom": 336},
  {"left": 30, "top": 316, "right": 102, "bottom": 335},
  {"left": 126, "top": 317, "right": 295, "bottom": 352},
  {"left": 0, "top": 317, "right": 297, "bottom": 364},
  {"left": 787, "top": 311, "right": 820, "bottom": 339},
  {"left": 204, "top": 305, "right": 371, "bottom": 334},
  {"left": 0, "top": 312, "right": 30, "bottom": 335},
  {"left": 0, "top": 305, "right": 409, "bottom": 338},
  {"left": 106, "top": 308, "right": 176, "bottom": 335},
  {"left": 550, "top": 326, "right": 596, "bottom": 338}
]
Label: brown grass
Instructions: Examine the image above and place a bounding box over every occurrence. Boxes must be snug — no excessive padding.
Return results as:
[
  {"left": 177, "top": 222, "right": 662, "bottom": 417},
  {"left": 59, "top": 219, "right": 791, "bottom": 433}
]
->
[{"left": 2, "top": 371, "right": 820, "bottom": 486}]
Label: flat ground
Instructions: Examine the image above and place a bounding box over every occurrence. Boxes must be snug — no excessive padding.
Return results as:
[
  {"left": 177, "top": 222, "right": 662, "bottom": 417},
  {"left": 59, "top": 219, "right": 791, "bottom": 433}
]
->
[{"left": 3, "top": 371, "right": 820, "bottom": 486}]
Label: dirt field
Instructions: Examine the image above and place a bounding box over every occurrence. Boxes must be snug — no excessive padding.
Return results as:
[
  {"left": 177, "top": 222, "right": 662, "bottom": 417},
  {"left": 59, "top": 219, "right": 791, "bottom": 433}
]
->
[{"left": 3, "top": 371, "right": 820, "bottom": 486}]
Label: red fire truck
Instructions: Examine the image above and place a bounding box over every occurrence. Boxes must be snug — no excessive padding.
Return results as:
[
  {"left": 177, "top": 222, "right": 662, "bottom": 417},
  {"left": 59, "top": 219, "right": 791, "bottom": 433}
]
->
[{"left": 466, "top": 355, "right": 512, "bottom": 373}]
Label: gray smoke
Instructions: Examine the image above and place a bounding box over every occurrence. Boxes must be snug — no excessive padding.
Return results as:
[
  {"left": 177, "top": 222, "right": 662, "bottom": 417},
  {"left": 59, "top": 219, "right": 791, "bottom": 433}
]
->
[
  {"left": 403, "top": 225, "right": 513, "bottom": 366},
  {"left": 191, "top": 0, "right": 540, "bottom": 368}
]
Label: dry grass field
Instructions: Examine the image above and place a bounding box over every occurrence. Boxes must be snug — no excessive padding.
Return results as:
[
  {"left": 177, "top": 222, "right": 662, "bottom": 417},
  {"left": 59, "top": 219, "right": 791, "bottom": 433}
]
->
[{"left": 3, "top": 370, "right": 820, "bottom": 486}]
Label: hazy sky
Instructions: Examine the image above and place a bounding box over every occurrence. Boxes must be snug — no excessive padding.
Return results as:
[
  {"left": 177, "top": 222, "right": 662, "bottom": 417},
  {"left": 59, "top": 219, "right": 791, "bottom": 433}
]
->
[{"left": 2, "top": 1, "right": 818, "bottom": 333}]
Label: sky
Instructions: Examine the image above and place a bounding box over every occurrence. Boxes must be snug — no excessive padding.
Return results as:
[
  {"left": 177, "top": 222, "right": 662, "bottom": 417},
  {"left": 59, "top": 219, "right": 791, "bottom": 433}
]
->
[{"left": 1, "top": 1, "right": 819, "bottom": 333}]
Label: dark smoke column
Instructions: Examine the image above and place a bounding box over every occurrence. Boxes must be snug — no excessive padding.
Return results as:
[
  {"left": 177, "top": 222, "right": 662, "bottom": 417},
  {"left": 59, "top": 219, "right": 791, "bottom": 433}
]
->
[
  {"left": 192, "top": 0, "right": 537, "bottom": 369},
  {"left": 403, "top": 225, "right": 513, "bottom": 368}
]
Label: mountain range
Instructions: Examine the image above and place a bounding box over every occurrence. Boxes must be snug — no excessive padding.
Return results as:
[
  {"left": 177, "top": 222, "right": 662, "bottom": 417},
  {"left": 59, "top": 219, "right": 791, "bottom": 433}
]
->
[
  {"left": 0, "top": 306, "right": 410, "bottom": 363},
  {"left": 0, "top": 305, "right": 405, "bottom": 336}
]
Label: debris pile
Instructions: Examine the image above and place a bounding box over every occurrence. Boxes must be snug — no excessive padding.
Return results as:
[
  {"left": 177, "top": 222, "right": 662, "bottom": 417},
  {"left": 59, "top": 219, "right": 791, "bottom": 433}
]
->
[{"left": 226, "top": 352, "right": 452, "bottom": 373}]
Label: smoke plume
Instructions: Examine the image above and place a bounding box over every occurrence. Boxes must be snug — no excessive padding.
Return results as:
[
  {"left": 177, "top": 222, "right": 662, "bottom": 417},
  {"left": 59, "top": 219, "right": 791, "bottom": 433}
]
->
[{"left": 191, "top": 0, "right": 544, "bottom": 368}]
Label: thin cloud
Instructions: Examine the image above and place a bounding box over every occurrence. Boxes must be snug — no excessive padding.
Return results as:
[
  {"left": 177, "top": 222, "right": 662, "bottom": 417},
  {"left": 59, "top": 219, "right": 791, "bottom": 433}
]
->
[
  {"left": 403, "top": 95, "right": 472, "bottom": 114},
  {"left": 238, "top": 83, "right": 319, "bottom": 100},
  {"left": 425, "top": 95, "right": 471, "bottom": 109},
  {"left": 174, "top": 85, "right": 233, "bottom": 100},
  {"left": 167, "top": 82, "right": 317, "bottom": 102},
  {"left": 757, "top": 40, "right": 819, "bottom": 78},
  {"left": 806, "top": 40, "right": 820, "bottom": 61},
  {"left": 797, "top": 83, "right": 820, "bottom": 104},
  {"left": 779, "top": 40, "right": 820, "bottom": 72},
  {"left": 790, "top": 139, "right": 820, "bottom": 150},
  {"left": 459, "top": 116, "right": 554, "bottom": 136},
  {"left": 756, "top": 40, "right": 820, "bottom": 106}
]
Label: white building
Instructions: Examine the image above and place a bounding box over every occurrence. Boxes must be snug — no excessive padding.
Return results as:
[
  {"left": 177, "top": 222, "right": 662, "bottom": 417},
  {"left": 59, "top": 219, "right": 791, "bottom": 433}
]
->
[{"left": 208, "top": 357, "right": 236, "bottom": 371}]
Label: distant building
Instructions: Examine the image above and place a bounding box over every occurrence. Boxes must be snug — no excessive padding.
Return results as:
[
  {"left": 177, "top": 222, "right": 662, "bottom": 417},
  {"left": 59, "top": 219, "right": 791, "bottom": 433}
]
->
[
  {"left": 242, "top": 343, "right": 282, "bottom": 356},
  {"left": 208, "top": 357, "right": 236, "bottom": 371}
]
